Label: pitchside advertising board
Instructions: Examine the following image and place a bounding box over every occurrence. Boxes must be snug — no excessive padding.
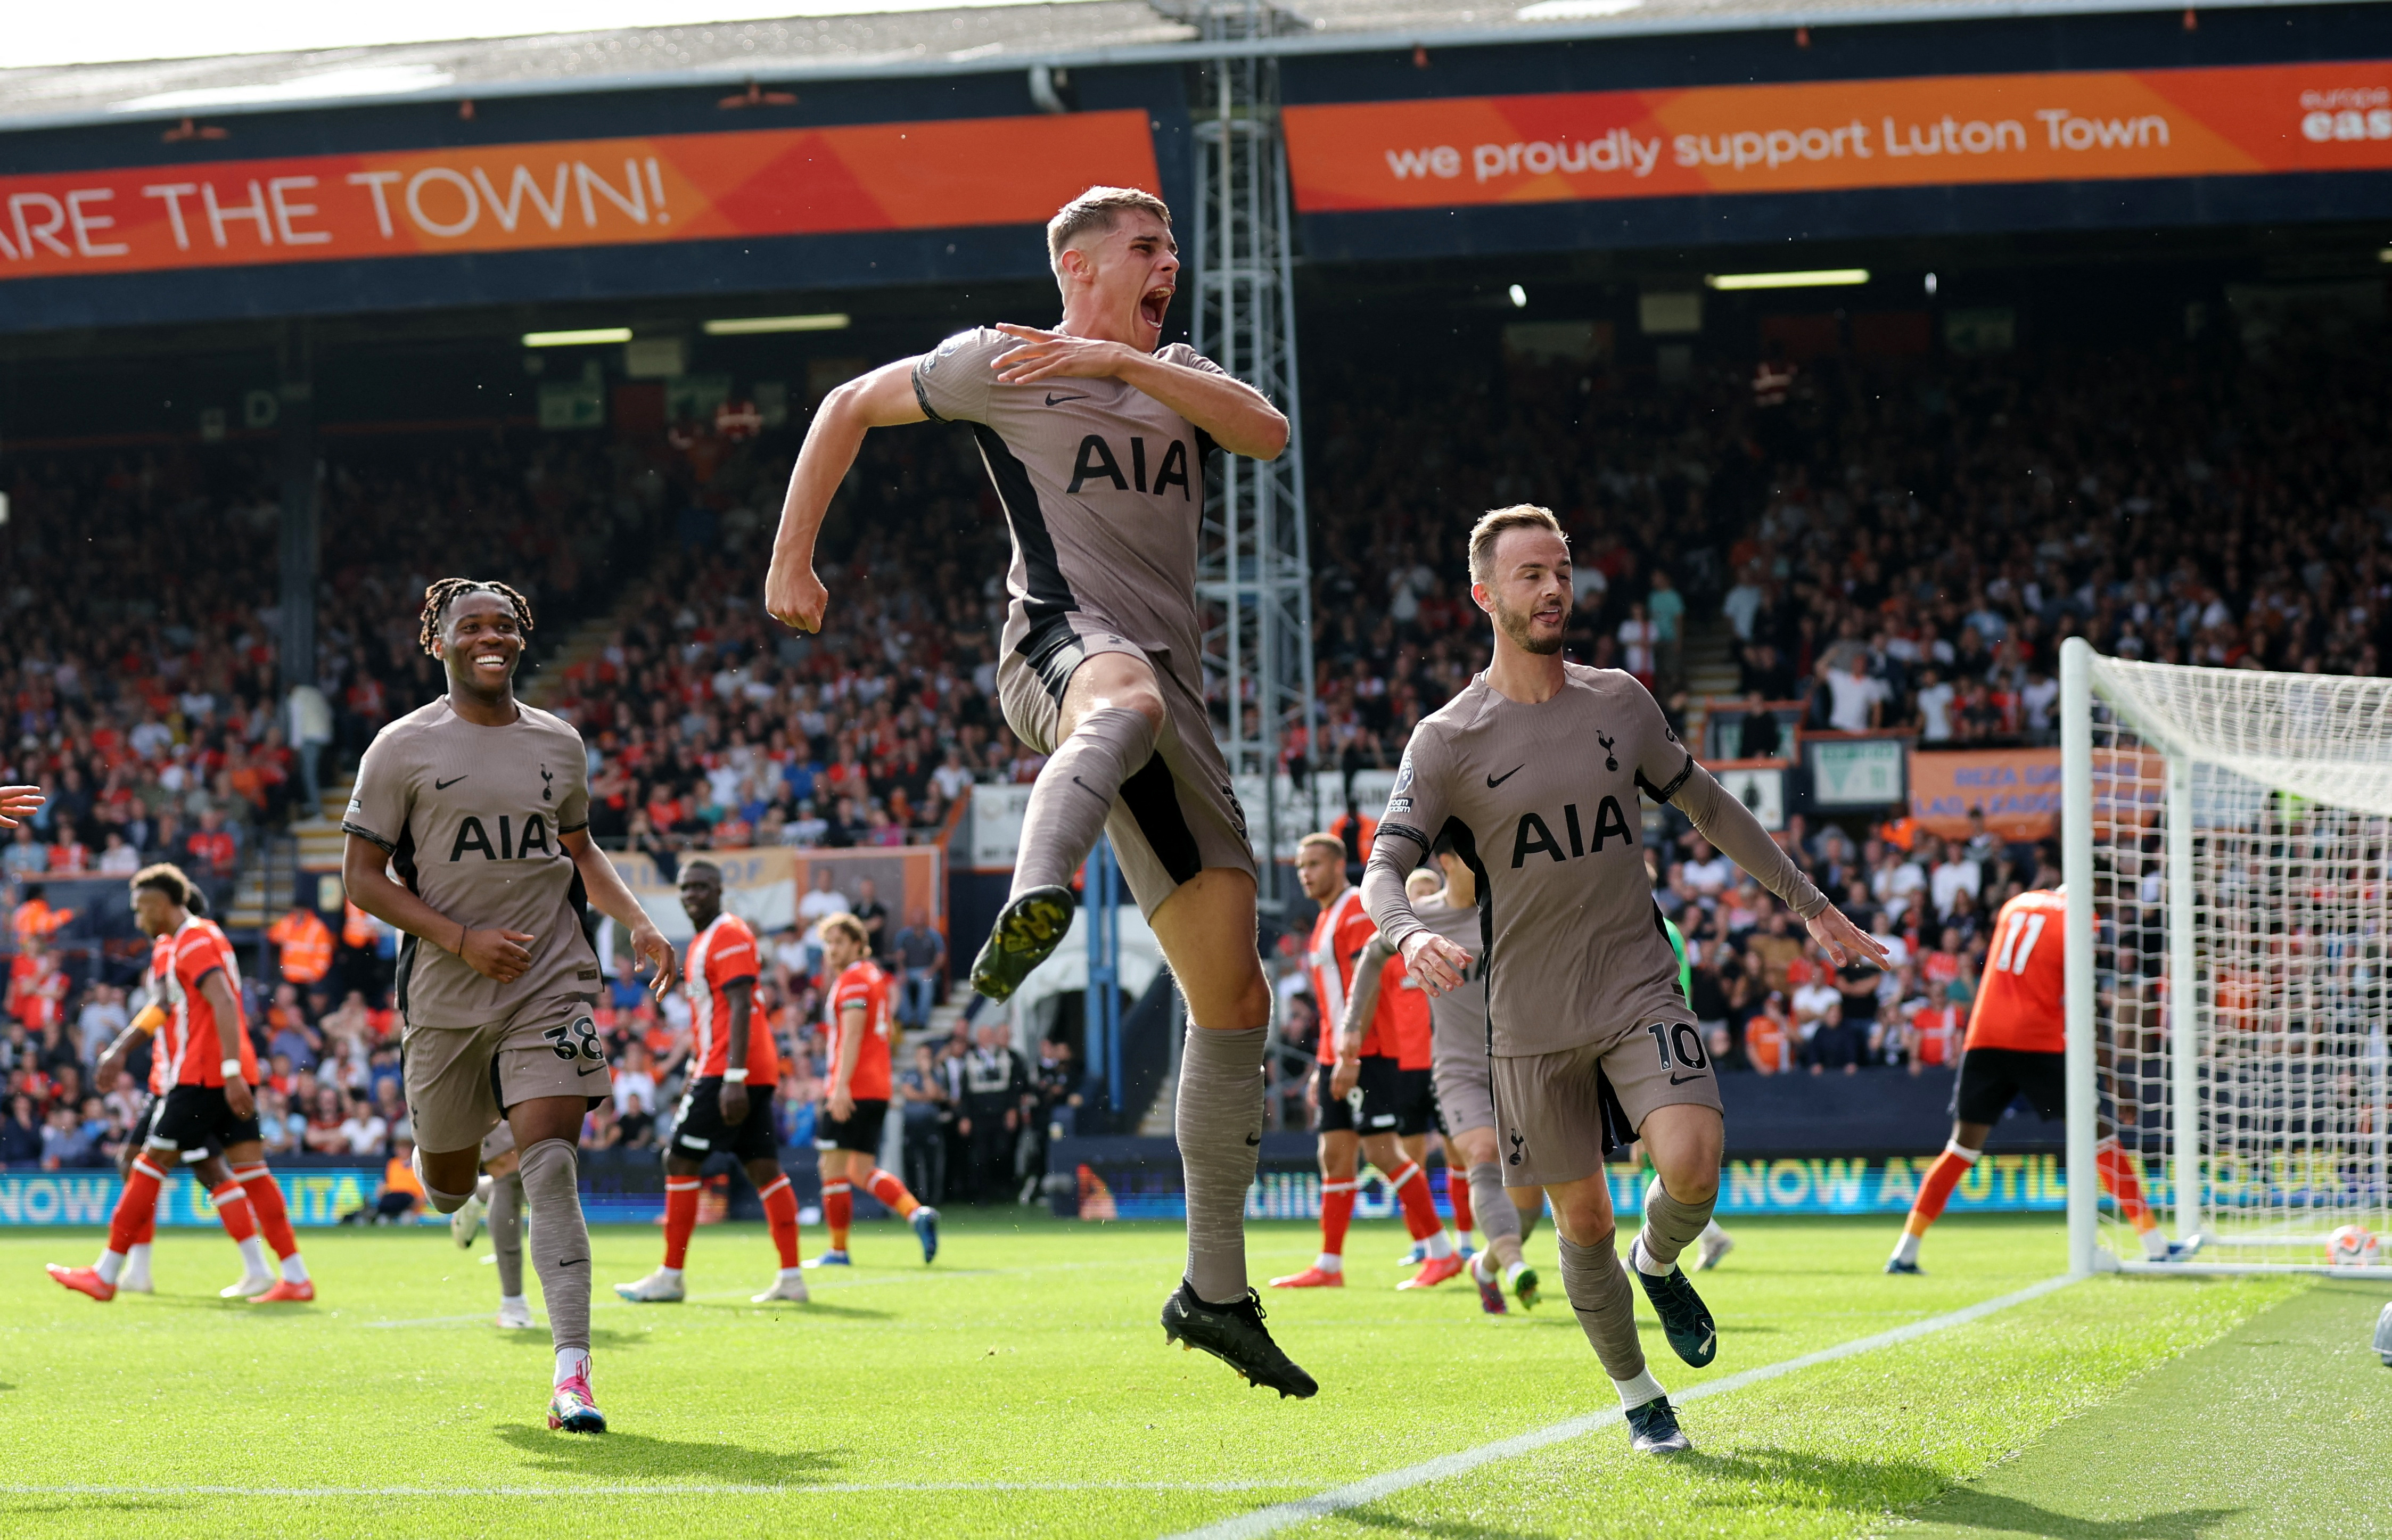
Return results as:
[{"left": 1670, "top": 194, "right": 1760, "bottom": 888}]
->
[{"left": 1062, "top": 1154, "right": 2073, "bottom": 1222}]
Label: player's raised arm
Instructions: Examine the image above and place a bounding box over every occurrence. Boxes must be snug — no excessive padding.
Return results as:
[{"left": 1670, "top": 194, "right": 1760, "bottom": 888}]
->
[
  {"left": 765, "top": 358, "right": 930, "bottom": 634},
  {"left": 1631, "top": 695, "right": 1889, "bottom": 970}
]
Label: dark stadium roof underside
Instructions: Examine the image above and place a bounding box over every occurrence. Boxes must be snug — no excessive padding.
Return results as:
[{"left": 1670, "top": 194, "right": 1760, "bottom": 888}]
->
[{"left": 0, "top": 0, "right": 2336, "bottom": 133}]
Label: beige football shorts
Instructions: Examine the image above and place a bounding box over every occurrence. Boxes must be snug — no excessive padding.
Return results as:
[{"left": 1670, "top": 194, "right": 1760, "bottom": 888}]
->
[
  {"left": 402, "top": 993, "right": 609, "bottom": 1155},
  {"left": 1489, "top": 1015, "right": 1723, "bottom": 1188}
]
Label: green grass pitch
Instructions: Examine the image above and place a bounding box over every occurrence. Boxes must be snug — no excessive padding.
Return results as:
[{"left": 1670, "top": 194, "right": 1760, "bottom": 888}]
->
[{"left": 0, "top": 1212, "right": 2368, "bottom": 1537}]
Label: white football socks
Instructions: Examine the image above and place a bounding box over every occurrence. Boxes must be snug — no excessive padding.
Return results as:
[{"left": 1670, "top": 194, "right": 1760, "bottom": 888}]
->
[
  {"left": 236, "top": 1237, "right": 271, "bottom": 1278},
  {"left": 95, "top": 1248, "right": 127, "bottom": 1285},
  {"left": 1425, "top": 1229, "right": 1456, "bottom": 1261},
  {"left": 554, "top": 1347, "right": 591, "bottom": 1388},
  {"left": 1312, "top": 1251, "right": 1344, "bottom": 1273},
  {"left": 1891, "top": 1232, "right": 1922, "bottom": 1266},
  {"left": 1612, "top": 1368, "right": 1666, "bottom": 1411},
  {"left": 281, "top": 1253, "right": 310, "bottom": 1283},
  {"left": 1631, "top": 1237, "right": 1673, "bottom": 1277}
]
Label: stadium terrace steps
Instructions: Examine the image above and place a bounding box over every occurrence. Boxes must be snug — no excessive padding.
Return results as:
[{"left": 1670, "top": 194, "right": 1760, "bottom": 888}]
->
[{"left": 1680, "top": 612, "right": 1741, "bottom": 759}]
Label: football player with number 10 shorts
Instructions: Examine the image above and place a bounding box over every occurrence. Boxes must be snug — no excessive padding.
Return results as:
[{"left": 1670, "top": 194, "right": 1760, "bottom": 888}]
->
[{"left": 1364, "top": 506, "right": 1889, "bottom": 1455}]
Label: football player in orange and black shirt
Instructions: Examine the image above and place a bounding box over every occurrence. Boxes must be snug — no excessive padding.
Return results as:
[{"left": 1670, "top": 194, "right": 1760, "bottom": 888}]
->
[
  {"left": 617, "top": 860, "right": 809, "bottom": 1305},
  {"left": 51, "top": 864, "right": 313, "bottom": 1303},
  {"left": 807, "top": 912, "right": 939, "bottom": 1267},
  {"left": 1889, "top": 883, "right": 2199, "bottom": 1272}
]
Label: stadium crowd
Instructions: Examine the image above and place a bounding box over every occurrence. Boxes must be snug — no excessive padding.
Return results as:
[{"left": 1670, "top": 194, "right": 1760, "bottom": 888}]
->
[{"left": 6, "top": 320, "right": 2389, "bottom": 1167}]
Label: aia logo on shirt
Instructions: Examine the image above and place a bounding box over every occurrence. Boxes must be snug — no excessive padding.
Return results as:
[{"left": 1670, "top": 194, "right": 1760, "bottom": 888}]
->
[
  {"left": 1509, "top": 796, "right": 1633, "bottom": 868},
  {"left": 1066, "top": 434, "right": 1194, "bottom": 500},
  {"left": 448, "top": 813, "right": 555, "bottom": 862}
]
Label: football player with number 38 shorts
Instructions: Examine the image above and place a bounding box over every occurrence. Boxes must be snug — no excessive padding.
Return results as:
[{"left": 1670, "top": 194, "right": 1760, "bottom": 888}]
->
[
  {"left": 342, "top": 578, "right": 678, "bottom": 1435},
  {"left": 1362, "top": 506, "right": 1889, "bottom": 1456}
]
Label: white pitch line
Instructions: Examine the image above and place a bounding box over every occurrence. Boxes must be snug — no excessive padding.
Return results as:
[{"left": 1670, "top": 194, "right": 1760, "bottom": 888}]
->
[
  {"left": 1162, "top": 1272, "right": 2078, "bottom": 1540},
  {"left": 0, "top": 1480, "right": 1303, "bottom": 1499}
]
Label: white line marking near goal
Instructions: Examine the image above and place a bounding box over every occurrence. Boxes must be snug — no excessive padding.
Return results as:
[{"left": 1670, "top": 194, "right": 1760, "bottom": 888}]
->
[
  {"left": 0, "top": 1480, "right": 1302, "bottom": 1499},
  {"left": 1161, "top": 1272, "right": 2077, "bottom": 1540}
]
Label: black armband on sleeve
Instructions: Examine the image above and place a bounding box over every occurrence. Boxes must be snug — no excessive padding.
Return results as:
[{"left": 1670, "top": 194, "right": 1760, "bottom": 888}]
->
[
  {"left": 1636, "top": 753, "right": 1696, "bottom": 806},
  {"left": 340, "top": 821, "right": 396, "bottom": 854},
  {"left": 1378, "top": 821, "right": 1431, "bottom": 852},
  {"left": 911, "top": 366, "right": 944, "bottom": 424}
]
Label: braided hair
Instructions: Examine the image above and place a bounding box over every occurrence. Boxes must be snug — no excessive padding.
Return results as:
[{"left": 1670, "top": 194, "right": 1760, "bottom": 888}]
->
[{"left": 418, "top": 578, "right": 535, "bottom": 657}]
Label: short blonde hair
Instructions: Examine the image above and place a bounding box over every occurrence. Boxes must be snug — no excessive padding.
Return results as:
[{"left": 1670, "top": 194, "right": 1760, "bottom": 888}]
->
[
  {"left": 818, "top": 913, "right": 869, "bottom": 949},
  {"left": 1297, "top": 832, "right": 1346, "bottom": 860},
  {"left": 131, "top": 862, "right": 195, "bottom": 908},
  {"left": 1468, "top": 504, "right": 1568, "bottom": 586},
  {"left": 1404, "top": 869, "right": 1442, "bottom": 899},
  {"left": 1047, "top": 186, "right": 1171, "bottom": 281}
]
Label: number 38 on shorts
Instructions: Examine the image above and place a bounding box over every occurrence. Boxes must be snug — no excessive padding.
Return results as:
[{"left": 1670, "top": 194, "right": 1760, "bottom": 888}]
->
[{"left": 542, "top": 1014, "right": 606, "bottom": 1063}]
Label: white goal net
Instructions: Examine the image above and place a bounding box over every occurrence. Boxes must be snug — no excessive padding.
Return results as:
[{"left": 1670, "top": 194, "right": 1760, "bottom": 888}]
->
[{"left": 2065, "top": 639, "right": 2392, "bottom": 1273}]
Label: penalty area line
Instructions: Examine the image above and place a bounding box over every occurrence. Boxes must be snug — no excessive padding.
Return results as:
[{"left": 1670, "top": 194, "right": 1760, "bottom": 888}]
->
[{"left": 1162, "top": 1272, "right": 2078, "bottom": 1540}]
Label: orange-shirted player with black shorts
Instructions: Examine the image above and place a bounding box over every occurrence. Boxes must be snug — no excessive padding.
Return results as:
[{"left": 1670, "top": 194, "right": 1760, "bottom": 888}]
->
[
  {"left": 618, "top": 860, "right": 809, "bottom": 1305},
  {"left": 808, "top": 912, "right": 938, "bottom": 1267},
  {"left": 51, "top": 864, "right": 313, "bottom": 1303},
  {"left": 1889, "top": 882, "right": 2198, "bottom": 1272},
  {"left": 1342, "top": 879, "right": 1485, "bottom": 1274},
  {"left": 1273, "top": 833, "right": 1454, "bottom": 1290}
]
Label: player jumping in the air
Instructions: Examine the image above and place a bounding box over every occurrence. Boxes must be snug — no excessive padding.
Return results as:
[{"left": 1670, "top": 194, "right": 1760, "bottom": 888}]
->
[
  {"left": 51, "top": 865, "right": 313, "bottom": 1304},
  {"left": 618, "top": 859, "right": 813, "bottom": 1303},
  {"left": 1272, "top": 834, "right": 1459, "bottom": 1291},
  {"left": 342, "top": 579, "right": 678, "bottom": 1435},
  {"left": 803, "top": 913, "right": 939, "bottom": 1269},
  {"left": 763, "top": 186, "right": 1310, "bottom": 1396},
  {"left": 1888, "top": 882, "right": 2200, "bottom": 1272},
  {"left": 1363, "top": 506, "right": 1889, "bottom": 1454},
  {"left": 1346, "top": 857, "right": 1545, "bottom": 1314}
]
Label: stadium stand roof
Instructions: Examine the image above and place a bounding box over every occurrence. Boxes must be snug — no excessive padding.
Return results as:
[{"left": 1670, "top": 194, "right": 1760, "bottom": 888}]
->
[{"left": 0, "top": 0, "right": 2319, "bottom": 131}]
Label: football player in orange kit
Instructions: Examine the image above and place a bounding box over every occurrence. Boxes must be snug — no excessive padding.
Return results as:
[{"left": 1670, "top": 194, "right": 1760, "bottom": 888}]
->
[
  {"left": 1889, "top": 882, "right": 2199, "bottom": 1271},
  {"left": 617, "top": 860, "right": 810, "bottom": 1305},
  {"left": 1272, "top": 834, "right": 1454, "bottom": 1290},
  {"left": 50, "top": 864, "right": 313, "bottom": 1303},
  {"left": 807, "top": 912, "right": 938, "bottom": 1267}
]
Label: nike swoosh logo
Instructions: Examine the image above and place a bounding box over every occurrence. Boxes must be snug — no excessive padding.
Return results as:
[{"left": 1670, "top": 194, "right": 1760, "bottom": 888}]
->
[
  {"left": 577, "top": 1063, "right": 607, "bottom": 1077},
  {"left": 1244, "top": 1133, "right": 1261, "bottom": 1146},
  {"left": 559, "top": 1257, "right": 587, "bottom": 1269},
  {"left": 1668, "top": 1072, "right": 1707, "bottom": 1085},
  {"left": 1487, "top": 765, "right": 1525, "bottom": 788},
  {"left": 1043, "top": 392, "right": 1089, "bottom": 406},
  {"left": 434, "top": 776, "right": 467, "bottom": 790}
]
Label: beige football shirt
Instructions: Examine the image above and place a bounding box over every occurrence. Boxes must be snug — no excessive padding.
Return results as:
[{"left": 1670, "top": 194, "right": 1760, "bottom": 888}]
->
[
  {"left": 1364, "top": 663, "right": 1825, "bottom": 1058},
  {"left": 343, "top": 697, "right": 599, "bottom": 1027},
  {"left": 911, "top": 327, "right": 1224, "bottom": 694}
]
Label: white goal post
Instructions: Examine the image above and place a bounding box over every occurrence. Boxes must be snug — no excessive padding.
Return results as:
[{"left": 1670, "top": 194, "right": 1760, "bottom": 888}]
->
[{"left": 2062, "top": 637, "right": 2392, "bottom": 1275}]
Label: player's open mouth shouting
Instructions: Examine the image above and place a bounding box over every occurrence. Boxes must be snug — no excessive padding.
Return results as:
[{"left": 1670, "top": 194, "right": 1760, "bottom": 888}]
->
[{"left": 1139, "top": 282, "right": 1174, "bottom": 334}]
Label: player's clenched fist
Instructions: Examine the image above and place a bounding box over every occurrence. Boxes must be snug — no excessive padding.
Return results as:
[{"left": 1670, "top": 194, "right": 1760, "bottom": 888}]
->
[
  {"left": 1400, "top": 930, "right": 1473, "bottom": 997},
  {"left": 765, "top": 557, "right": 828, "bottom": 635}
]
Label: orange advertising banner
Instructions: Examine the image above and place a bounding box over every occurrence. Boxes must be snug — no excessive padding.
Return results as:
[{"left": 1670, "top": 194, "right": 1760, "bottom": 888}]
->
[
  {"left": 1283, "top": 61, "right": 2392, "bottom": 211},
  {"left": 1910, "top": 748, "right": 2062, "bottom": 842},
  {"left": 0, "top": 111, "right": 1158, "bottom": 281}
]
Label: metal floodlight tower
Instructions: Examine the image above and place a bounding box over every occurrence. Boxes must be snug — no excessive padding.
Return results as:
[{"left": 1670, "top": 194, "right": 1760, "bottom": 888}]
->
[{"left": 1186, "top": 0, "right": 1317, "bottom": 913}]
